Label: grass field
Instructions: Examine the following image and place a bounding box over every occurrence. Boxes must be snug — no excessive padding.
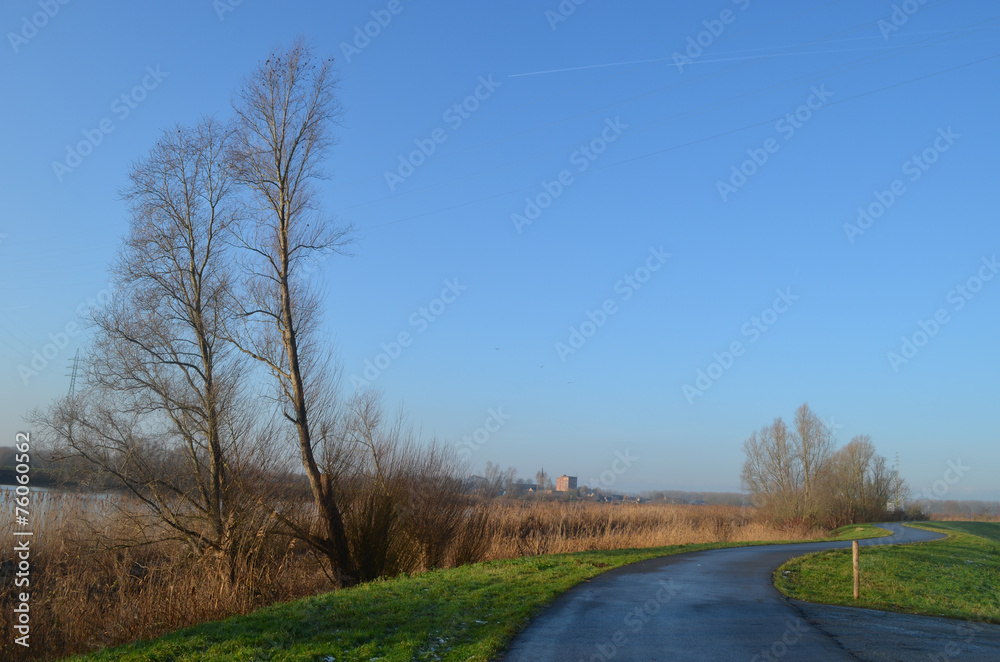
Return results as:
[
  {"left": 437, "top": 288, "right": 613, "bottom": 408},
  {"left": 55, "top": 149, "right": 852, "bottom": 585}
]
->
[
  {"left": 64, "top": 524, "right": 886, "bottom": 662},
  {"left": 775, "top": 522, "right": 1000, "bottom": 623}
]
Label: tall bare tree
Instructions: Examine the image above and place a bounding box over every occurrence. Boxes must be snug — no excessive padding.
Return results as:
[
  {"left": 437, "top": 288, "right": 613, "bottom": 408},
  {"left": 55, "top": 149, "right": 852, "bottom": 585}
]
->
[
  {"left": 741, "top": 417, "right": 802, "bottom": 520},
  {"left": 38, "top": 118, "right": 259, "bottom": 573},
  {"left": 792, "top": 403, "right": 834, "bottom": 504},
  {"left": 227, "top": 38, "right": 355, "bottom": 583}
]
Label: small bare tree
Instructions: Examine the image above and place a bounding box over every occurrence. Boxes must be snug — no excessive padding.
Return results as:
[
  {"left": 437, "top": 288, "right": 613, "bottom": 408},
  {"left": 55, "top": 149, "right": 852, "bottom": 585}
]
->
[
  {"left": 227, "top": 38, "right": 356, "bottom": 583},
  {"left": 334, "top": 390, "right": 467, "bottom": 573},
  {"left": 290, "top": 389, "right": 471, "bottom": 580},
  {"left": 400, "top": 440, "right": 467, "bottom": 570}
]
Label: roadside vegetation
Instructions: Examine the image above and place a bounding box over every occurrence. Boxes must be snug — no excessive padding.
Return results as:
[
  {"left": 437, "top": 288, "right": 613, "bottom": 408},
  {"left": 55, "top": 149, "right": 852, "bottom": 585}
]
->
[
  {"left": 775, "top": 522, "right": 1000, "bottom": 623},
  {"left": 0, "top": 492, "right": 886, "bottom": 661},
  {"left": 62, "top": 524, "right": 887, "bottom": 662},
  {"left": 930, "top": 509, "right": 1000, "bottom": 522}
]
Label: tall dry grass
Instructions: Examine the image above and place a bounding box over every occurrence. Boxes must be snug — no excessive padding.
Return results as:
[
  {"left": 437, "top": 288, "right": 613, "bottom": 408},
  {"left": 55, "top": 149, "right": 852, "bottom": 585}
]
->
[
  {"left": 0, "top": 491, "right": 329, "bottom": 661},
  {"left": 474, "top": 501, "right": 824, "bottom": 559},
  {"left": 1, "top": 493, "right": 826, "bottom": 661},
  {"left": 931, "top": 512, "right": 1000, "bottom": 522}
]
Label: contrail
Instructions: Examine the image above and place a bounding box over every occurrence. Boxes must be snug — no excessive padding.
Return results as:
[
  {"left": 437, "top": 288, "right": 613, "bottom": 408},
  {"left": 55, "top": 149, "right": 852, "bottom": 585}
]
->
[
  {"left": 508, "top": 31, "right": 961, "bottom": 78},
  {"left": 510, "top": 47, "right": 887, "bottom": 78},
  {"left": 508, "top": 57, "right": 679, "bottom": 78}
]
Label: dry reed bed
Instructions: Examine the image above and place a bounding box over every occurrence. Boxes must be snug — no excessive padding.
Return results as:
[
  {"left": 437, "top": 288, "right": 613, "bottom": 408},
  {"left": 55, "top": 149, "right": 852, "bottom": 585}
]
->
[
  {"left": 931, "top": 512, "right": 1000, "bottom": 522},
  {"left": 0, "top": 491, "right": 326, "bottom": 660},
  {"left": 481, "top": 501, "right": 824, "bottom": 557},
  {"left": 1, "top": 493, "right": 822, "bottom": 661}
]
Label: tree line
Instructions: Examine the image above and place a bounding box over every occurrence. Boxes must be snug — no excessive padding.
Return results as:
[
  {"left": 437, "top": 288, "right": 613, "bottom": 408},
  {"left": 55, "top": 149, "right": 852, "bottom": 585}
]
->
[{"left": 740, "top": 403, "right": 909, "bottom": 527}]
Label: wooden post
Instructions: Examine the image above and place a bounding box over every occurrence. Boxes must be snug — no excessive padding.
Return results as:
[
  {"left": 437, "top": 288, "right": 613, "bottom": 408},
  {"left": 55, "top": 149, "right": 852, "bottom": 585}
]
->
[{"left": 852, "top": 540, "right": 860, "bottom": 599}]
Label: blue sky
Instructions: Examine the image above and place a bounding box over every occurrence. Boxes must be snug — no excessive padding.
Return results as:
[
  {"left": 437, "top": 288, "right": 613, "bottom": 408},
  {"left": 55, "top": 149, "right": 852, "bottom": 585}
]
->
[{"left": 1, "top": 0, "right": 998, "bottom": 499}]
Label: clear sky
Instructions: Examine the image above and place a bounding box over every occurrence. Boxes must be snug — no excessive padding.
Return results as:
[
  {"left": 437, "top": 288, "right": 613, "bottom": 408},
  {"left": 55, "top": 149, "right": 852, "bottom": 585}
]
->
[{"left": 1, "top": 0, "right": 998, "bottom": 499}]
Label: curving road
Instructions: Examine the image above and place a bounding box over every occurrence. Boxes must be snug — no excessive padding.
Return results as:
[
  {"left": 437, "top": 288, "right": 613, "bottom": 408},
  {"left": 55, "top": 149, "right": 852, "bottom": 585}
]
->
[{"left": 499, "top": 523, "right": 1000, "bottom": 661}]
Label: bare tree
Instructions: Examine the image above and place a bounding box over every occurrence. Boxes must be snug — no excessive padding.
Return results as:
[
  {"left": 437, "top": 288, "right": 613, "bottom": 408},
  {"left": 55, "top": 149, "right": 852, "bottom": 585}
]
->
[
  {"left": 480, "top": 461, "right": 516, "bottom": 498},
  {"left": 36, "top": 118, "right": 262, "bottom": 574},
  {"left": 741, "top": 417, "right": 802, "bottom": 520},
  {"left": 818, "top": 434, "right": 905, "bottom": 526},
  {"left": 744, "top": 405, "right": 906, "bottom": 527},
  {"left": 792, "top": 403, "right": 834, "bottom": 505},
  {"left": 310, "top": 390, "right": 410, "bottom": 582},
  {"left": 227, "top": 38, "right": 355, "bottom": 583},
  {"left": 287, "top": 389, "right": 472, "bottom": 580}
]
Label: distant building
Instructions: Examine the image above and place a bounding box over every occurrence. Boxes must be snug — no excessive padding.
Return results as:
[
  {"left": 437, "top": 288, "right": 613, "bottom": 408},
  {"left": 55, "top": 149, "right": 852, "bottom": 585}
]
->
[{"left": 556, "top": 475, "right": 577, "bottom": 491}]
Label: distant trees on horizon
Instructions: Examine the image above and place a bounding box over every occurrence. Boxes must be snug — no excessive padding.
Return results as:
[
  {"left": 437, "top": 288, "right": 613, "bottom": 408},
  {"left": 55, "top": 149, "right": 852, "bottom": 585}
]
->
[{"left": 741, "top": 403, "right": 908, "bottom": 527}]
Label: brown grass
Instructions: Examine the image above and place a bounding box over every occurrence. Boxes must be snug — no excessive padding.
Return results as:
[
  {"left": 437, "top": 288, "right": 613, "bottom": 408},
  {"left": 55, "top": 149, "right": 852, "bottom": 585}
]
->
[
  {"left": 0, "top": 493, "right": 825, "bottom": 661},
  {"left": 0, "top": 491, "right": 328, "bottom": 661},
  {"left": 478, "top": 501, "right": 824, "bottom": 559},
  {"left": 931, "top": 512, "right": 1000, "bottom": 522}
]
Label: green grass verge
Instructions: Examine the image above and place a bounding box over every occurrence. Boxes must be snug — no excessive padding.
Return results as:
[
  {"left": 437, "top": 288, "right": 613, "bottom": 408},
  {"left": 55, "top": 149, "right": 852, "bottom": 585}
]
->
[
  {"left": 825, "top": 523, "right": 893, "bottom": 541},
  {"left": 775, "top": 521, "right": 1000, "bottom": 623},
  {"left": 67, "top": 524, "right": 890, "bottom": 662}
]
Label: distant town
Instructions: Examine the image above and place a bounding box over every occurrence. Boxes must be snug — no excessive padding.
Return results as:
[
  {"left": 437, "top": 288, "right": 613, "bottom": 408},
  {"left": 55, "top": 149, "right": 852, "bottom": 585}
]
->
[{"left": 462, "top": 468, "right": 752, "bottom": 505}]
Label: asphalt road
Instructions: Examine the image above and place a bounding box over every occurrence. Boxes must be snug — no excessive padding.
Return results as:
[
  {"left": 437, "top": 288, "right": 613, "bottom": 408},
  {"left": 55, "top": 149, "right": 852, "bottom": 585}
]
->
[{"left": 499, "top": 523, "right": 1000, "bottom": 661}]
